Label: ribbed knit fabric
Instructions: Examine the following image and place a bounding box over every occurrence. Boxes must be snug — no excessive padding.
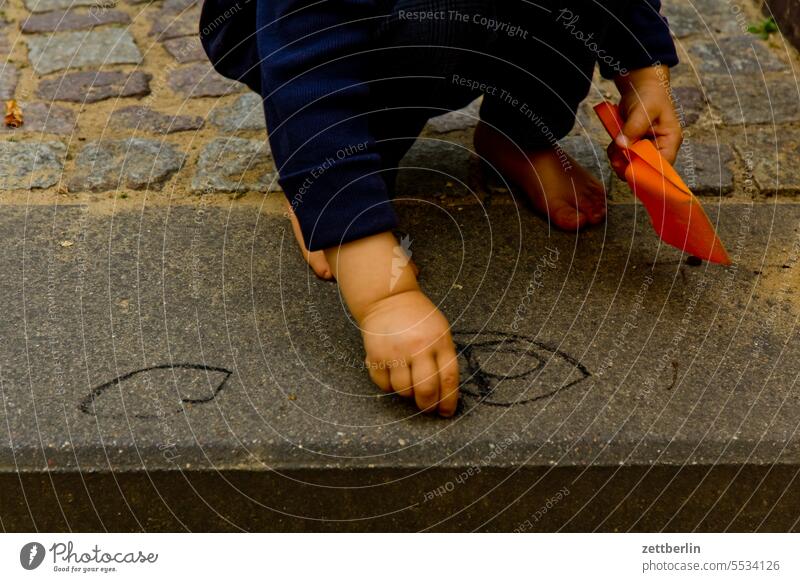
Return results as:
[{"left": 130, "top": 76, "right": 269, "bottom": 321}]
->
[{"left": 200, "top": 0, "right": 678, "bottom": 251}]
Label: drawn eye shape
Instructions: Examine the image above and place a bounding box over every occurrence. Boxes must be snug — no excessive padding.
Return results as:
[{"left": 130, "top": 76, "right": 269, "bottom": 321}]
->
[
  {"left": 452, "top": 331, "right": 591, "bottom": 407},
  {"left": 79, "top": 364, "right": 232, "bottom": 419}
]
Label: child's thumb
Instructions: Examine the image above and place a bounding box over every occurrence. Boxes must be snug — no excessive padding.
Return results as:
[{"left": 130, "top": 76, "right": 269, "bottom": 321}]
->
[{"left": 616, "top": 106, "right": 652, "bottom": 149}]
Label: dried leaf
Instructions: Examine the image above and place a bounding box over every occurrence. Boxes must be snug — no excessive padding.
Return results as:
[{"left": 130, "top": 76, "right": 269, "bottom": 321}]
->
[{"left": 4, "top": 100, "right": 23, "bottom": 128}]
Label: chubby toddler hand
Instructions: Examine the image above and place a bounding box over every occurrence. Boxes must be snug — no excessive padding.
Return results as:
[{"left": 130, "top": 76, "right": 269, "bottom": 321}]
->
[{"left": 607, "top": 65, "right": 683, "bottom": 176}]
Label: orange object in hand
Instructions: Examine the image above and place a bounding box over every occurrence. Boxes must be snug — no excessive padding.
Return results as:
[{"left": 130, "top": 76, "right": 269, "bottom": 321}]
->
[{"left": 594, "top": 101, "right": 731, "bottom": 266}]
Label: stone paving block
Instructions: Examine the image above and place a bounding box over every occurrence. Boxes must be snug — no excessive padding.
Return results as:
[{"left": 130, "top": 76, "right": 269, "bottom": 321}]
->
[
  {"left": 0, "top": 23, "right": 11, "bottom": 55},
  {"left": 148, "top": 5, "right": 200, "bottom": 40},
  {"left": 703, "top": 76, "right": 800, "bottom": 125},
  {"left": 23, "top": 0, "right": 99, "bottom": 12},
  {"left": 662, "top": 0, "right": 744, "bottom": 38},
  {"left": 0, "top": 64, "right": 18, "bottom": 100},
  {"left": 686, "top": 36, "right": 787, "bottom": 75},
  {"left": 168, "top": 63, "right": 245, "bottom": 98},
  {"left": 163, "top": 0, "right": 197, "bottom": 9},
  {"left": 675, "top": 141, "right": 734, "bottom": 196},
  {"left": 192, "top": 137, "right": 274, "bottom": 193},
  {"left": 671, "top": 85, "right": 706, "bottom": 126},
  {"left": 0, "top": 102, "right": 77, "bottom": 135},
  {"left": 26, "top": 28, "right": 142, "bottom": 75},
  {"left": 210, "top": 93, "right": 266, "bottom": 132},
  {"left": 111, "top": 105, "right": 204, "bottom": 134},
  {"left": 68, "top": 138, "right": 185, "bottom": 192},
  {"left": 735, "top": 130, "right": 800, "bottom": 195},
  {"left": 2, "top": 203, "right": 800, "bottom": 531},
  {"left": 21, "top": 8, "right": 131, "bottom": 33},
  {"left": 0, "top": 141, "right": 65, "bottom": 189},
  {"left": 163, "top": 36, "right": 206, "bottom": 63},
  {"left": 36, "top": 70, "right": 151, "bottom": 103},
  {"left": 427, "top": 98, "right": 481, "bottom": 134}
]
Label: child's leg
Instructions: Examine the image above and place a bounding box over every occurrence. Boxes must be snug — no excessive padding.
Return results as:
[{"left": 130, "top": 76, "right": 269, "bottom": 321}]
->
[
  {"left": 292, "top": 0, "right": 492, "bottom": 279},
  {"left": 367, "top": 0, "right": 493, "bottom": 172},
  {"left": 472, "top": 1, "right": 609, "bottom": 230}
]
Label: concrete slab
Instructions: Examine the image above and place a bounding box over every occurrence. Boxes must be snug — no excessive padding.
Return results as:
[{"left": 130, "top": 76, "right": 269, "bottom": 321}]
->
[{"left": 1, "top": 202, "right": 799, "bottom": 531}]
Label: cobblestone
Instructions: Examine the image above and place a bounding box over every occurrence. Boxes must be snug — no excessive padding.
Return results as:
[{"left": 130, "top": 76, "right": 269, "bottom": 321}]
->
[
  {"left": 163, "top": 36, "right": 206, "bottom": 63},
  {"left": 111, "top": 105, "right": 204, "bottom": 134},
  {"left": 192, "top": 137, "right": 275, "bottom": 193},
  {"left": 675, "top": 141, "right": 734, "bottom": 196},
  {"left": 0, "top": 102, "right": 77, "bottom": 135},
  {"left": 20, "top": 8, "right": 131, "bottom": 33},
  {"left": 163, "top": 0, "right": 198, "bottom": 9},
  {"left": 23, "top": 0, "right": 99, "bottom": 13},
  {"left": 168, "top": 63, "right": 245, "bottom": 98},
  {"left": 703, "top": 76, "right": 800, "bottom": 125},
  {"left": 0, "top": 64, "right": 18, "bottom": 100},
  {"left": 662, "top": 0, "right": 744, "bottom": 38},
  {"left": 25, "top": 28, "right": 142, "bottom": 75},
  {"left": 671, "top": 86, "right": 706, "bottom": 127},
  {"left": 0, "top": 141, "right": 65, "bottom": 189},
  {"left": 0, "top": 0, "right": 797, "bottom": 204},
  {"left": 68, "top": 138, "right": 185, "bottom": 192},
  {"left": 148, "top": 4, "right": 200, "bottom": 40},
  {"left": 210, "top": 93, "right": 266, "bottom": 132},
  {"left": 36, "top": 70, "right": 151, "bottom": 103},
  {"left": 735, "top": 131, "right": 800, "bottom": 195},
  {"left": 0, "top": 24, "right": 10, "bottom": 55},
  {"left": 686, "top": 36, "right": 787, "bottom": 75}
]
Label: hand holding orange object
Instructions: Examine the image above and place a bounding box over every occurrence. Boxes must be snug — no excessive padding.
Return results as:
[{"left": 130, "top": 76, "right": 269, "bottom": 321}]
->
[{"left": 594, "top": 101, "right": 731, "bottom": 266}]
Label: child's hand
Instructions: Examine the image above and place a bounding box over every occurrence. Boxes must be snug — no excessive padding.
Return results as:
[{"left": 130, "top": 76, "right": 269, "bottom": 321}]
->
[
  {"left": 324, "top": 231, "right": 460, "bottom": 417},
  {"left": 608, "top": 65, "right": 683, "bottom": 168},
  {"left": 360, "top": 290, "right": 459, "bottom": 417}
]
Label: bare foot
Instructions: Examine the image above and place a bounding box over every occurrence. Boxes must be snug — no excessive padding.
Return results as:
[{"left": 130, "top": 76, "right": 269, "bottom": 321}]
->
[
  {"left": 474, "top": 121, "right": 606, "bottom": 230},
  {"left": 286, "top": 201, "right": 334, "bottom": 280}
]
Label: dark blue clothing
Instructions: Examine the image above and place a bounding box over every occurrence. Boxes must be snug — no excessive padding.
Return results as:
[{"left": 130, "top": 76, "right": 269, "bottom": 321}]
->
[{"left": 200, "top": 0, "right": 678, "bottom": 251}]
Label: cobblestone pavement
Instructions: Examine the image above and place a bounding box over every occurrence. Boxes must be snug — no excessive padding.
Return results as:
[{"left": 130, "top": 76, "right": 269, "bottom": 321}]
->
[{"left": 0, "top": 0, "right": 797, "bottom": 206}]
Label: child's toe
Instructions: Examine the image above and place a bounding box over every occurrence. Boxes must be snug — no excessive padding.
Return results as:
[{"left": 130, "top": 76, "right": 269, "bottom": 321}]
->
[{"left": 553, "top": 204, "right": 588, "bottom": 230}]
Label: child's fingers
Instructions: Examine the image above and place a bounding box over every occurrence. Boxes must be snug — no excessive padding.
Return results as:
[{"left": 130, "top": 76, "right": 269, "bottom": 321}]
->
[
  {"left": 411, "top": 356, "right": 440, "bottom": 414},
  {"left": 435, "top": 347, "right": 460, "bottom": 418},
  {"left": 655, "top": 128, "right": 682, "bottom": 165},
  {"left": 617, "top": 104, "right": 653, "bottom": 148},
  {"left": 367, "top": 364, "right": 391, "bottom": 393},
  {"left": 389, "top": 364, "right": 414, "bottom": 399}
]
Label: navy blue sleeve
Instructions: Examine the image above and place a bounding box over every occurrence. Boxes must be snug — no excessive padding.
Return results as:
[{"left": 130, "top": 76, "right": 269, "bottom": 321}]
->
[
  {"left": 598, "top": 0, "right": 679, "bottom": 79},
  {"left": 199, "top": 0, "right": 262, "bottom": 94},
  {"left": 255, "top": 0, "right": 398, "bottom": 251}
]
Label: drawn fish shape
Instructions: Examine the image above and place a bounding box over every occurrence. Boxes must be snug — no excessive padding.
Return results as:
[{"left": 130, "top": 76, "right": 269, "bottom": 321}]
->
[
  {"left": 79, "top": 363, "right": 232, "bottom": 419},
  {"left": 452, "top": 331, "right": 591, "bottom": 407}
]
